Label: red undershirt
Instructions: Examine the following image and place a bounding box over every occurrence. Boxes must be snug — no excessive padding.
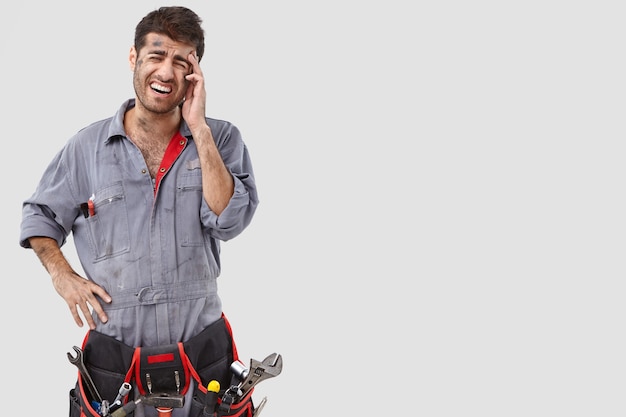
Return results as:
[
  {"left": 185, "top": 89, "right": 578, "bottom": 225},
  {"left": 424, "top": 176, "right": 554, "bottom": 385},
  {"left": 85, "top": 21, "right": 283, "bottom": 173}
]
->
[{"left": 154, "top": 132, "right": 187, "bottom": 195}]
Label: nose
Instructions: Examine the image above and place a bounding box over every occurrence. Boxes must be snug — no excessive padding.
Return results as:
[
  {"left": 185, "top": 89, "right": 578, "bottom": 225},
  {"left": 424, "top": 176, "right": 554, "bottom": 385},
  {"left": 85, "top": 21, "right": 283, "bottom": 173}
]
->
[{"left": 155, "top": 59, "right": 176, "bottom": 81}]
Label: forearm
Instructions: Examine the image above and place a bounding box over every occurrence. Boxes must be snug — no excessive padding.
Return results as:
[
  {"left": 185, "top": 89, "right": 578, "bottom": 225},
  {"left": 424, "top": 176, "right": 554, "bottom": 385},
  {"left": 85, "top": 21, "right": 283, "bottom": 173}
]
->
[
  {"left": 194, "top": 126, "right": 234, "bottom": 215},
  {"left": 29, "top": 236, "right": 110, "bottom": 328},
  {"left": 29, "top": 236, "right": 74, "bottom": 277}
]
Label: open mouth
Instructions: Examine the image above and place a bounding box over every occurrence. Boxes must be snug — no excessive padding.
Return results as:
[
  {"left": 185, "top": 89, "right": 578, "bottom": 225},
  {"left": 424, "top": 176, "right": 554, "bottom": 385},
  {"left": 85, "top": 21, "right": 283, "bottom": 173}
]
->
[{"left": 150, "top": 82, "right": 171, "bottom": 95}]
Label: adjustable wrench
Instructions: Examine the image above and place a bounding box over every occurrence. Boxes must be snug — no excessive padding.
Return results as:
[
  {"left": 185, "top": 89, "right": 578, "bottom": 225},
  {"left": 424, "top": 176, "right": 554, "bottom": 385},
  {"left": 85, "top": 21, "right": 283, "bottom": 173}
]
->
[
  {"left": 237, "top": 353, "right": 283, "bottom": 399},
  {"left": 219, "top": 353, "right": 283, "bottom": 415},
  {"left": 67, "top": 346, "right": 104, "bottom": 405}
]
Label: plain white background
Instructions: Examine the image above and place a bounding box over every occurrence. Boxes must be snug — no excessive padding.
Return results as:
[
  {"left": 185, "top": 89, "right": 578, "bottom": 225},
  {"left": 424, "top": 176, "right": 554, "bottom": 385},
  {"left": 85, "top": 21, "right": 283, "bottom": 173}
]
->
[{"left": 1, "top": 1, "right": 625, "bottom": 416}]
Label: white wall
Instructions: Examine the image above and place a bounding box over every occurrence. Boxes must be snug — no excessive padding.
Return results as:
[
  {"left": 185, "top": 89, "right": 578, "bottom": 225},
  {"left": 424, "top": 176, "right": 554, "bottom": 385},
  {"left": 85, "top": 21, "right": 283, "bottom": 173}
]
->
[{"left": 2, "top": 1, "right": 625, "bottom": 416}]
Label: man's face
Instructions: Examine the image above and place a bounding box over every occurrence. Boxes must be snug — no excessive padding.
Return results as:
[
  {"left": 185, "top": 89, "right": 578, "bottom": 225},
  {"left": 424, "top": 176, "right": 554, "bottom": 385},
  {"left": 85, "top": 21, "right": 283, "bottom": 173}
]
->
[{"left": 129, "top": 33, "right": 195, "bottom": 114}]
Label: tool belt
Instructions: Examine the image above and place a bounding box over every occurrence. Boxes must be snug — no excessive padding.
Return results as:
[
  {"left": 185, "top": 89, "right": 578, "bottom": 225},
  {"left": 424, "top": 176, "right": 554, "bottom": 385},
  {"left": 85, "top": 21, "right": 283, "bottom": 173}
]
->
[{"left": 69, "top": 316, "right": 255, "bottom": 417}]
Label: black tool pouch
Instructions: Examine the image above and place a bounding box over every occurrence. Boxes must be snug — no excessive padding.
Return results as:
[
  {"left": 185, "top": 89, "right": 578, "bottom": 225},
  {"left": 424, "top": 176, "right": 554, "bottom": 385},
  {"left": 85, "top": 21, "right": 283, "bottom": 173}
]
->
[
  {"left": 184, "top": 318, "right": 256, "bottom": 417},
  {"left": 69, "top": 330, "right": 134, "bottom": 417},
  {"left": 217, "top": 389, "right": 254, "bottom": 417},
  {"left": 68, "top": 316, "right": 257, "bottom": 417},
  {"left": 134, "top": 342, "right": 189, "bottom": 409}
]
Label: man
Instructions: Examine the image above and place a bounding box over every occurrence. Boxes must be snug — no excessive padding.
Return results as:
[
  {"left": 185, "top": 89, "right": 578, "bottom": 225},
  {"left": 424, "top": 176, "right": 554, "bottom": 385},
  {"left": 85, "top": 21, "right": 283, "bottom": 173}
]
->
[{"left": 20, "top": 6, "right": 258, "bottom": 417}]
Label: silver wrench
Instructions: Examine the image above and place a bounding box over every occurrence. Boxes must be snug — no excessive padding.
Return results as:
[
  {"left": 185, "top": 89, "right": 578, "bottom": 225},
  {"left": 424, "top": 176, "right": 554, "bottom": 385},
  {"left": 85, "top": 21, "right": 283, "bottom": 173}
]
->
[
  {"left": 67, "top": 346, "right": 104, "bottom": 405},
  {"left": 237, "top": 353, "right": 283, "bottom": 399}
]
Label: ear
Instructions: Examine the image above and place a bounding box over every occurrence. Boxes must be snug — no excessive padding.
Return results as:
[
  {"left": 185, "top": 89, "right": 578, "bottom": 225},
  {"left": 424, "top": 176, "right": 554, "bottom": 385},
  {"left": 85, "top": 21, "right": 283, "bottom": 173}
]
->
[{"left": 129, "top": 46, "right": 137, "bottom": 71}]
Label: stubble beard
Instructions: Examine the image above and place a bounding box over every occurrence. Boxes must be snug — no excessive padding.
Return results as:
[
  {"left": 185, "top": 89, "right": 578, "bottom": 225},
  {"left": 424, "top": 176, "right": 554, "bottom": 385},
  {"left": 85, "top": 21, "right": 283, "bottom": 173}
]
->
[{"left": 133, "top": 71, "right": 185, "bottom": 115}]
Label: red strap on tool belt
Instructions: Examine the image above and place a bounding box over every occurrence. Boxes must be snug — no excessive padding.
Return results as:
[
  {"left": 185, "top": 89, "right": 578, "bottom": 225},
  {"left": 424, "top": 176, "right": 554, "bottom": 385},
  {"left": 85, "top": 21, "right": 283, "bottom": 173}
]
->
[
  {"left": 132, "top": 342, "right": 192, "bottom": 397},
  {"left": 68, "top": 315, "right": 254, "bottom": 417}
]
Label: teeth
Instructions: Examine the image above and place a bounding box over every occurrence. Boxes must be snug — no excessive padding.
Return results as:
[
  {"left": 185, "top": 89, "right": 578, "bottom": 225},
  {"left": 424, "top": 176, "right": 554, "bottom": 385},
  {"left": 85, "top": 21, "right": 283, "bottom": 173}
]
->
[{"left": 151, "top": 82, "right": 171, "bottom": 93}]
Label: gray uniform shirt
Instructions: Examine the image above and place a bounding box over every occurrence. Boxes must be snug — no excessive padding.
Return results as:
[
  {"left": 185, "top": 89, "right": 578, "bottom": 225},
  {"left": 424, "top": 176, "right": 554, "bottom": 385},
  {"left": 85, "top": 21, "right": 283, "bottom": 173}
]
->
[{"left": 20, "top": 99, "right": 259, "bottom": 347}]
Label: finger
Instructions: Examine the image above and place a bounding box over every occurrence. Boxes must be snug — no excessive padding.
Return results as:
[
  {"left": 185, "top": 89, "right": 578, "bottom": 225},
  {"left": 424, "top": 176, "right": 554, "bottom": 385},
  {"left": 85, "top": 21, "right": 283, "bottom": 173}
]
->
[
  {"left": 79, "top": 301, "right": 97, "bottom": 330},
  {"left": 184, "top": 77, "right": 195, "bottom": 103},
  {"left": 186, "top": 73, "right": 206, "bottom": 99},
  {"left": 188, "top": 52, "right": 202, "bottom": 75},
  {"left": 92, "top": 284, "right": 112, "bottom": 304},
  {"left": 185, "top": 73, "right": 202, "bottom": 83},
  {"left": 69, "top": 304, "right": 85, "bottom": 328},
  {"left": 89, "top": 298, "right": 109, "bottom": 324}
]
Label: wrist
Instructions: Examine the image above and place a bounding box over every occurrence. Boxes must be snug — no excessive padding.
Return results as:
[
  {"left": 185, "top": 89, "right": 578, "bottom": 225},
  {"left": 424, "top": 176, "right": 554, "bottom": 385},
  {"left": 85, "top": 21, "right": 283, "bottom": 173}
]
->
[{"left": 192, "top": 125, "right": 214, "bottom": 148}]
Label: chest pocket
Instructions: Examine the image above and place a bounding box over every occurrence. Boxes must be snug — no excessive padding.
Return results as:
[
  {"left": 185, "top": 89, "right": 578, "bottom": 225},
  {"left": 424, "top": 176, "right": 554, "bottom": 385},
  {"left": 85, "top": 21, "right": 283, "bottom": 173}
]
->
[
  {"left": 176, "top": 170, "right": 204, "bottom": 247},
  {"left": 86, "top": 182, "right": 131, "bottom": 261}
]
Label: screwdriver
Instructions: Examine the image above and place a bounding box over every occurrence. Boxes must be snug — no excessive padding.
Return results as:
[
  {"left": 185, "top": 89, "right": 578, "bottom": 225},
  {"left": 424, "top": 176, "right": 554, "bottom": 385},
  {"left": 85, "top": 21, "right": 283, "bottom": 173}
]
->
[
  {"left": 110, "top": 398, "right": 141, "bottom": 417},
  {"left": 203, "top": 380, "right": 220, "bottom": 416}
]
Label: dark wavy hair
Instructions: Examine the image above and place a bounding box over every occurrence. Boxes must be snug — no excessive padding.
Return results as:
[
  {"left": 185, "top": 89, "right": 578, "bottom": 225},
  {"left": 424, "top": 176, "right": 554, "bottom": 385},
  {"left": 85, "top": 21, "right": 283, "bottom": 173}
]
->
[{"left": 134, "top": 6, "right": 205, "bottom": 62}]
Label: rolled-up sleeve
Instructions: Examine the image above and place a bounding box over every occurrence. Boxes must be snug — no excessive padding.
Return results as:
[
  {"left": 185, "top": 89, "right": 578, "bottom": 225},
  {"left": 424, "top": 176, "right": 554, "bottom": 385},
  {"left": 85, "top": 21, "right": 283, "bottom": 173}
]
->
[
  {"left": 20, "top": 149, "right": 79, "bottom": 248},
  {"left": 200, "top": 121, "right": 259, "bottom": 240},
  {"left": 201, "top": 169, "right": 258, "bottom": 240}
]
